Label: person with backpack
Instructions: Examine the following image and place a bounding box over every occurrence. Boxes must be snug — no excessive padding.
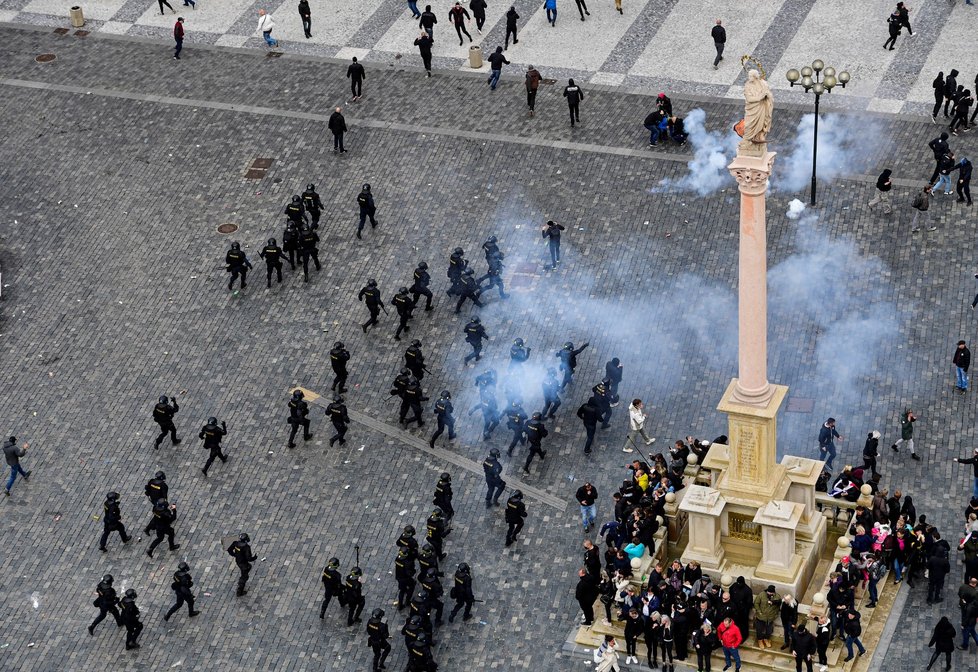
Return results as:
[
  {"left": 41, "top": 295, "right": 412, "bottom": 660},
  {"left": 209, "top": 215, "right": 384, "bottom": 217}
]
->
[
  {"left": 525, "top": 65, "right": 541, "bottom": 116},
  {"left": 865, "top": 554, "right": 885, "bottom": 607}
]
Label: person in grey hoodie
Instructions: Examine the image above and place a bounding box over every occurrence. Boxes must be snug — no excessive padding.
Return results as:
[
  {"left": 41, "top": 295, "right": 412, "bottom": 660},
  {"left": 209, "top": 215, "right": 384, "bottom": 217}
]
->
[{"left": 4, "top": 436, "right": 31, "bottom": 496}]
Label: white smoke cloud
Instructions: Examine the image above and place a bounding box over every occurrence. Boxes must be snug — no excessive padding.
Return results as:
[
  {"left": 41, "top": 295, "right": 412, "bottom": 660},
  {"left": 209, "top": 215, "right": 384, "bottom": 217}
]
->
[{"left": 654, "top": 109, "right": 739, "bottom": 196}]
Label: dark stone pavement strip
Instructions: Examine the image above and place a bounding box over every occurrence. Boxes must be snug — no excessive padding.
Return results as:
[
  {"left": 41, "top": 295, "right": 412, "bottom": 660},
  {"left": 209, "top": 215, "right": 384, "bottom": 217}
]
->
[
  {"left": 875, "top": 2, "right": 949, "bottom": 102},
  {"left": 729, "top": 0, "right": 818, "bottom": 88},
  {"left": 597, "top": 0, "right": 677, "bottom": 75},
  {"left": 0, "top": 25, "right": 976, "bottom": 672}
]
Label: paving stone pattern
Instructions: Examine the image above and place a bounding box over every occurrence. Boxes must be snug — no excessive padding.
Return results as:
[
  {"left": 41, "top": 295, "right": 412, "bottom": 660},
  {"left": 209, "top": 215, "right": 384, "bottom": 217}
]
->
[{"left": 0, "top": 25, "right": 977, "bottom": 672}]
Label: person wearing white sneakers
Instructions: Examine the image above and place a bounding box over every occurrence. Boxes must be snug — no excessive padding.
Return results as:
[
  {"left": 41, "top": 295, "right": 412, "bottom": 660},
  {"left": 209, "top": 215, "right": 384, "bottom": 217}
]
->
[
  {"left": 623, "top": 399, "right": 655, "bottom": 452},
  {"left": 623, "top": 608, "right": 643, "bottom": 664}
]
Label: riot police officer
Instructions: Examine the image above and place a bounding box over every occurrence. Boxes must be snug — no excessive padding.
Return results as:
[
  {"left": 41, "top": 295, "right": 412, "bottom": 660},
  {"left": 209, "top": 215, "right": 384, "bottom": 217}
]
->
[
  {"left": 482, "top": 448, "right": 506, "bottom": 507},
  {"left": 356, "top": 183, "right": 378, "bottom": 239},
  {"left": 454, "top": 268, "right": 483, "bottom": 313},
  {"left": 120, "top": 588, "right": 143, "bottom": 650},
  {"left": 330, "top": 341, "right": 350, "bottom": 393},
  {"left": 164, "top": 562, "right": 200, "bottom": 621},
  {"left": 395, "top": 547, "right": 417, "bottom": 610},
  {"left": 199, "top": 416, "right": 228, "bottom": 476},
  {"left": 397, "top": 524, "right": 419, "bottom": 559},
  {"left": 482, "top": 234, "right": 503, "bottom": 263},
  {"left": 391, "top": 368, "right": 412, "bottom": 424},
  {"left": 469, "top": 369, "right": 499, "bottom": 439},
  {"left": 320, "top": 557, "right": 342, "bottom": 618},
  {"left": 284, "top": 194, "right": 307, "bottom": 227},
  {"left": 301, "top": 183, "right": 323, "bottom": 228},
  {"left": 409, "top": 589, "right": 434, "bottom": 640},
  {"left": 556, "top": 341, "right": 590, "bottom": 389},
  {"left": 403, "top": 377, "right": 427, "bottom": 427},
  {"left": 287, "top": 389, "right": 312, "bottom": 448},
  {"left": 605, "top": 357, "right": 623, "bottom": 406},
  {"left": 358, "top": 279, "right": 384, "bottom": 333},
  {"left": 228, "top": 532, "right": 258, "bottom": 596},
  {"left": 591, "top": 379, "right": 613, "bottom": 428},
  {"left": 448, "top": 562, "right": 475, "bottom": 622},
  {"left": 446, "top": 247, "right": 467, "bottom": 296},
  {"left": 326, "top": 394, "right": 350, "bottom": 447},
  {"left": 366, "top": 608, "right": 391, "bottom": 671},
  {"left": 463, "top": 316, "right": 489, "bottom": 364},
  {"left": 152, "top": 394, "right": 181, "bottom": 448},
  {"left": 282, "top": 221, "right": 299, "bottom": 269},
  {"left": 429, "top": 391, "right": 456, "bottom": 447},
  {"left": 418, "top": 567, "right": 445, "bottom": 625},
  {"left": 225, "top": 241, "right": 252, "bottom": 290},
  {"left": 144, "top": 470, "right": 168, "bottom": 509},
  {"left": 407, "top": 631, "right": 436, "bottom": 671},
  {"left": 522, "top": 411, "right": 548, "bottom": 473},
  {"left": 298, "top": 224, "right": 321, "bottom": 282},
  {"left": 505, "top": 399, "right": 528, "bottom": 457},
  {"left": 88, "top": 573, "right": 123, "bottom": 635},
  {"left": 343, "top": 566, "right": 366, "bottom": 626},
  {"left": 402, "top": 614, "right": 424, "bottom": 647},
  {"left": 146, "top": 498, "right": 179, "bottom": 557},
  {"left": 405, "top": 339, "right": 426, "bottom": 380},
  {"left": 504, "top": 490, "right": 527, "bottom": 546},
  {"left": 509, "top": 337, "right": 531, "bottom": 370},
  {"left": 99, "top": 491, "right": 132, "bottom": 552},
  {"left": 433, "top": 472, "right": 454, "bottom": 522},
  {"left": 426, "top": 507, "right": 447, "bottom": 560},
  {"left": 258, "top": 238, "right": 285, "bottom": 287},
  {"left": 541, "top": 368, "right": 562, "bottom": 418},
  {"left": 392, "top": 287, "right": 414, "bottom": 341},
  {"left": 410, "top": 261, "right": 434, "bottom": 311},
  {"left": 417, "top": 542, "right": 442, "bottom": 578},
  {"left": 477, "top": 253, "right": 507, "bottom": 299}
]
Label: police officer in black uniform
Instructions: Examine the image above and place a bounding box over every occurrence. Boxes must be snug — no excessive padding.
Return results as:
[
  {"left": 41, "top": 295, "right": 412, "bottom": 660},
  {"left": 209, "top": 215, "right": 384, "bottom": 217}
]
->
[
  {"left": 320, "top": 557, "right": 342, "bottom": 618},
  {"left": 144, "top": 470, "right": 168, "bottom": 510},
  {"left": 410, "top": 261, "right": 434, "bottom": 311},
  {"left": 366, "top": 608, "right": 392, "bottom": 671},
  {"left": 282, "top": 221, "right": 299, "bottom": 270},
  {"left": 358, "top": 279, "right": 384, "bottom": 333},
  {"left": 199, "top": 416, "right": 228, "bottom": 476},
  {"left": 407, "top": 631, "right": 436, "bottom": 671},
  {"left": 605, "top": 357, "right": 623, "bottom": 406},
  {"left": 88, "top": 573, "right": 123, "bottom": 635},
  {"left": 391, "top": 368, "right": 412, "bottom": 423},
  {"left": 330, "top": 341, "right": 351, "bottom": 393},
  {"left": 482, "top": 234, "right": 503, "bottom": 263},
  {"left": 429, "top": 391, "right": 456, "bottom": 447},
  {"left": 301, "top": 184, "right": 323, "bottom": 228},
  {"left": 463, "top": 316, "right": 489, "bottom": 364},
  {"left": 409, "top": 589, "right": 434, "bottom": 641},
  {"left": 405, "top": 339, "right": 426, "bottom": 380},
  {"left": 287, "top": 389, "right": 312, "bottom": 448},
  {"left": 225, "top": 242, "right": 252, "bottom": 290},
  {"left": 285, "top": 194, "right": 307, "bottom": 227},
  {"left": 454, "top": 268, "right": 483, "bottom": 313},
  {"left": 522, "top": 412, "right": 548, "bottom": 474},
  {"left": 477, "top": 253, "right": 507, "bottom": 299},
  {"left": 326, "top": 394, "right": 350, "bottom": 447},
  {"left": 505, "top": 399, "right": 527, "bottom": 457},
  {"left": 542, "top": 219, "right": 566, "bottom": 269},
  {"left": 417, "top": 542, "right": 442, "bottom": 579},
  {"left": 397, "top": 524, "right": 419, "bottom": 559},
  {"left": 426, "top": 507, "right": 447, "bottom": 560},
  {"left": 356, "top": 183, "right": 377, "bottom": 239},
  {"left": 504, "top": 490, "right": 527, "bottom": 546},
  {"left": 541, "top": 368, "right": 562, "bottom": 418},
  {"left": 99, "top": 491, "right": 132, "bottom": 552},
  {"left": 556, "top": 341, "right": 590, "bottom": 389},
  {"left": 403, "top": 377, "right": 427, "bottom": 427},
  {"left": 448, "top": 562, "right": 475, "bottom": 622},
  {"left": 446, "top": 247, "right": 467, "bottom": 296},
  {"left": 395, "top": 546, "right": 417, "bottom": 610},
  {"left": 343, "top": 566, "right": 366, "bottom": 626},
  {"left": 152, "top": 394, "right": 181, "bottom": 448},
  {"left": 576, "top": 398, "right": 600, "bottom": 454},
  {"left": 433, "top": 472, "right": 454, "bottom": 522},
  {"left": 392, "top": 287, "right": 414, "bottom": 340},
  {"left": 164, "top": 562, "right": 200, "bottom": 621},
  {"left": 402, "top": 614, "right": 423, "bottom": 648},
  {"left": 299, "top": 224, "right": 322, "bottom": 282},
  {"left": 228, "top": 532, "right": 258, "bottom": 596},
  {"left": 419, "top": 567, "right": 445, "bottom": 625},
  {"left": 482, "top": 448, "right": 506, "bottom": 507},
  {"left": 509, "top": 337, "right": 531, "bottom": 370},
  {"left": 258, "top": 238, "right": 285, "bottom": 287},
  {"left": 591, "top": 379, "right": 613, "bottom": 428},
  {"left": 146, "top": 498, "right": 179, "bottom": 557},
  {"left": 120, "top": 588, "right": 143, "bottom": 650},
  {"left": 470, "top": 369, "right": 499, "bottom": 439}
]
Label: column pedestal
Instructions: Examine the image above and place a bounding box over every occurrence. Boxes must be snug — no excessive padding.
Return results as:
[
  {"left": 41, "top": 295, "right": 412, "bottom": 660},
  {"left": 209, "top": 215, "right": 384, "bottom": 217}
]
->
[
  {"left": 753, "top": 500, "right": 804, "bottom": 591},
  {"left": 679, "top": 485, "right": 727, "bottom": 571}
]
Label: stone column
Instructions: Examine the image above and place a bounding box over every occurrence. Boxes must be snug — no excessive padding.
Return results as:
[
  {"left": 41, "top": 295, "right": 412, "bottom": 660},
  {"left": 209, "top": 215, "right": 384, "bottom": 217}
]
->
[{"left": 727, "top": 151, "right": 777, "bottom": 407}]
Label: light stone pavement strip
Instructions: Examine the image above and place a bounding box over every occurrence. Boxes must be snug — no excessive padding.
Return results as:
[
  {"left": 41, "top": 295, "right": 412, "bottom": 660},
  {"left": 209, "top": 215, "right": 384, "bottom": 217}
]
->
[{"left": 1, "top": 24, "right": 978, "bottom": 672}]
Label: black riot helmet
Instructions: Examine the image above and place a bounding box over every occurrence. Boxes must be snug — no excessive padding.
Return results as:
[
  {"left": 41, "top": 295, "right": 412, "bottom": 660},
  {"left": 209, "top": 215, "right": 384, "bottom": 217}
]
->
[
  {"left": 408, "top": 614, "right": 422, "bottom": 628},
  {"left": 512, "top": 490, "right": 524, "bottom": 500},
  {"left": 230, "top": 242, "right": 240, "bottom": 251},
  {"left": 292, "top": 390, "right": 303, "bottom": 400},
  {"left": 267, "top": 237, "right": 276, "bottom": 246},
  {"left": 440, "top": 390, "right": 451, "bottom": 399},
  {"left": 327, "top": 557, "right": 340, "bottom": 569},
  {"left": 287, "top": 221, "right": 297, "bottom": 230},
  {"left": 124, "top": 588, "right": 137, "bottom": 599},
  {"left": 403, "top": 525, "right": 416, "bottom": 536},
  {"left": 531, "top": 411, "right": 542, "bottom": 420},
  {"left": 332, "top": 393, "right": 344, "bottom": 403},
  {"left": 371, "top": 608, "right": 385, "bottom": 619},
  {"left": 107, "top": 491, "right": 120, "bottom": 501},
  {"left": 207, "top": 416, "right": 217, "bottom": 425},
  {"left": 239, "top": 533, "right": 250, "bottom": 543},
  {"left": 350, "top": 567, "right": 363, "bottom": 577},
  {"left": 306, "top": 183, "right": 315, "bottom": 191},
  {"left": 398, "top": 286, "right": 409, "bottom": 294},
  {"left": 513, "top": 338, "right": 524, "bottom": 347},
  {"left": 291, "top": 194, "right": 301, "bottom": 203},
  {"left": 422, "top": 568, "right": 438, "bottom": 583},
  {"left": 102, "top": 573, "right": 114, "bottom": 584},
  {"left": 421, "top": 542, "right": 434, "bottom": 555},
  {"left": 411, "top": 339, "right": 422, "bottom": 347},
  {"left": 178, "top": 562, "right": 190, "bottom": 571},
  {"left": 470, "top": 316, "right": 481, "bottom": 324},
  {"left": 367, "top": 279, "right": 378, "bottom": 288},
  {"left": 457, "top": 562, "right": 470, "bottom": 573},
  {"left": 362, "top": 183, "right": 371, "bottom": 192},
  {"left": 486, "top": 235, "right": 497, "bottom": 244},
  {"left": 439, "top": 472, "right": 451, "bottom": 482},
  {"left": 430, "top": 507, "right": 443, "bottom": 519},
  {"left": 416, "top": 588, "right": 430, "bottom": 602},
  {"left": 154, "top": 470, "right": 166, "bottom": 480},
  {"left": 463, "top": 268, "right": 474, "bottom": 276},
  {"left": 489, "top": 448, "right": 500, "bottom": 458},
  {"left": 415, "top": 632, "right": 429, "bottom": 646},
  {"left": 333, "top": 341, "right": 345, "bottom": 349},
  {"left": 400, "top": 367, "right": 412, "bottom": 376},
  {"left": 563, "top": 341, "right": 573, "bottom": 350},
  {"left": 159, "top": 395, "right": 168, "bottom": 404},
  {"left": 453, "top": 247, "right": 464, "bottom": 255},
  {"left": 418, "top": 261, "right": 428, "bottom": 270}
]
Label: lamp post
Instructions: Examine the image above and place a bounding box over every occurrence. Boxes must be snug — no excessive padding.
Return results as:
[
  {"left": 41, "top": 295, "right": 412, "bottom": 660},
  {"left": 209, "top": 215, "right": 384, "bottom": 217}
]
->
[{"left": 785, "top": 61, "right": 850, "bottom": 205}]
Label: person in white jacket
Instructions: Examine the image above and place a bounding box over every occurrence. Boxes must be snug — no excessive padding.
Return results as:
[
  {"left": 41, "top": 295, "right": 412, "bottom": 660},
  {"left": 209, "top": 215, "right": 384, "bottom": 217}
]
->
[
  {"left": 594, "top": 635, "right": 621, "bottom": 672},
  {"left": 257, "top": 9, "right": 278, "bottom": 48},
  {"left": 623, "top": 399, "right": 655, "bottom": 453}
]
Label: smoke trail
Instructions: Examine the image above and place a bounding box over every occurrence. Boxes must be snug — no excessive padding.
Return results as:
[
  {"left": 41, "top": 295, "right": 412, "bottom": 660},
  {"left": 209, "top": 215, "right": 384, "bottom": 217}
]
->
[{"left": 654, "top": 109, "right": 739, "bottom": 196}]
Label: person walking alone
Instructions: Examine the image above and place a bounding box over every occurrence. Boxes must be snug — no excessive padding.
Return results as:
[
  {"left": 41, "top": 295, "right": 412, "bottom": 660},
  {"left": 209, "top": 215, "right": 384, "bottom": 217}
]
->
[
  {"left": 328, "top": 107, "right": 347, "bottom": 153},
  {"left": 3, "top": 436, "right": 30, "bottom": 496},
  {"left": 954, "top": 156, "right": 973, "bottom": 205},
  {"left": 486, "top": 46, "right": 509, "bottom": 90},
  {"left": 954, "top": 340, "right": 971, "bottom": 393},
  {"left": 347, "top": 57, "right": 365, "bottom": 101},
  {"left": 818, "top": 417, "right": 842, "bottom": 471},
  {"left": 448, "top": 2, "right": 472, "bottom": 45},
  {"left": 158, "top": 0, "right": 175, "bottom": 14},
  {"left": 868, "top": 169, "right": 893, "bottom": 213},
  {"left": 711, "top": 19, "right": 726, "bottom": 70},
  {"left": 470, "top": 0, "right": 487, "bottom": 31},
  {"left": 173, "top": 17, "right": 184, "bottom": 59},
  {"left": 415, "top": 30, "right": 433, "bottom": 77},
  {"left": 932, "top": 72, "right": 946, "bottom": 122},
  {"left": 891, "top": 407, "right": 919, "bottom": 460},
  {"left": 525, "top": 65, "right": 541, "bottom": 117},
  {"left": 623, "top": 399, "right": 654, "bottom": 452},
  {"left": 574, "top": 0, "right": 589, "bottom": 21},
  {"left": 563, "top": 78, "right": 584, "bottom": 126},
  {"left": 926, "top": 616, "right": 956, "bottom": 671},
  {"left": 257, "top": 9, "right": 278, "bottom": 48},
  {"left": 910, "top": 184, "right": 934, "bottom": 233},
  {"left": 298, "top": 0, "right": 312, "bottom": 38},
  {"left": 504, "top": 6, "right": 519, "bottom": 49},
  {"left": 544, "top": 0, "right": 557, "bottom": 27}
]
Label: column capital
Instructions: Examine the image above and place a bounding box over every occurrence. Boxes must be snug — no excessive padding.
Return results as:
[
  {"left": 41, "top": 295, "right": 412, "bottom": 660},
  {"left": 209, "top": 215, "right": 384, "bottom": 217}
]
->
[{"left": 728, "top": 151, "right": 777, "bottom": 196}]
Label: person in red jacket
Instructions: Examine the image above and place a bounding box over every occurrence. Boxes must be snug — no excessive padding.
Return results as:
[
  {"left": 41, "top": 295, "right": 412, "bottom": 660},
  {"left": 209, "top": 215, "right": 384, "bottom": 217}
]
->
[
  {"left": 718, "top": 616, "right": 743, "bottom": 671},
  {"left": 173, "top": 17, "right": 184, "bottom": 60}
]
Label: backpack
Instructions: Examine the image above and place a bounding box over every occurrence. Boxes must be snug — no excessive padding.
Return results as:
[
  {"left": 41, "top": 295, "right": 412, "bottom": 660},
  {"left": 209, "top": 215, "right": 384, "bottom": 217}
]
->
[{"left": 869, "top": 561, "right": 885, "bottom": 581}]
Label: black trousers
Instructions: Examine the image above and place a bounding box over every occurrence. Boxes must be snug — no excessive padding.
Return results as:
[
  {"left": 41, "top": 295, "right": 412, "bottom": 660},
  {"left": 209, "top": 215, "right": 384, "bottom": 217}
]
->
[
  {"left": 523, "top": 443, "right": 545, "bottom": 471},
  {"left": 320, "top": 588, "right": 336, "bottom": 617},
  {"left": 370, "top": 640, "right": 391, "bottom": 670},
  {"left": 505, "top": 25, "right": 517, "bottom": 48},
  {"left": 90, "top": 604, "right": 122, "bottom": 630},
  {"left": 527, "top": 88, "right": 537, "bottom": 110},
  {"left": 347, "top": 596, "right": 365, "bottom": 624},
  {"left": 927, "top": 650, "right": 951, "bottom": 670},
  {"left": 454, "top": 23, "right": 471, "bottom": 43},
  {"left": 421, "top": 53, "right": 432, "bottom": 72},
  {"left": 464, "top": 343, "right": 482, "bottom": 363},
  {"left": 363, "top": 306, "right": 380, "bottom": 329},
  {"left": 289, "top": 417, "right": 311, "bottom": 445},
  {"left": 228, "top": 266, "right": 248, "bottom": 289},
  {"left": 148, "top": 525, "right": 176, "bottom": 553},
  {"left": 933, "top": 95, "right": 944, "bottom": 118},
  {"left": 795, "top": 655, "right": 813, "bottom": 672},
  {"left": 506, "top": 520, "right": 523, "bottom": 543},
  {"left": 583, "top": 424, "right": 596, "bottom": 453},
  {"left": 99, "top": 523, "right": 130, "bottom": 549},
  {"left": 578, "top": 598, "right": 594, "bottom": 625},
  {"left": 236, "top": 561, "right": 252, "bottom": 594},
  {"left": 697, "top": 648, "right": 712, "bottom": 671},
  {"left": 485, "top": 480, "right": 505, "bottom": 504},
  {"left": 957, "top": 179, "right": 972, "bottom": 204},
  {"left": 397, "top": 577, "right": 415, "bottom": 608},
  {"left": 301, "top": 15, "right": 311, "bottom": 37},
  {"left": 455, "top": 291, "right": 483, "bottom": 312},
  {"left": 165, "top": 591, "right": 195, "bottom": 619},
  {"left": 450, "top": 596, "right": 474, "bottom": 620},
  {"left": 541, "top": 397, "right": 561, "bottom": 418},
  {"left": 203, "top": 446, "right": 227, "bottom": 473},
  {"left": 358, "top": 208, "right": 377, "bottom": 233},
  {"left": 284, "top": 247, "right": 297, "bottom": 268},
  {"left": 158, "top": 0, "right": 173, "bottom": 13},
  {"left": 575, "top": 0, "right": 588, "bottom": 18},
  {"left": 412, "top": 285, "right": 433, "bottom": 309},
  {"left": 331, "top": 420, "right": 348, "bottom": 444},
  {"left": 481, "top": 409, "right": 498, "bottom": 437},
  {"left": 300, "top": 249, "right": 320, "bottom": 280},
  {"left": 431, "top": 416, "right": 456, "bottom": 442},
  {"left": 568, "top": 103, "right": 580, "bottom": 124},
  {"left": 548, "top": 239, "right": 561, "bottom": 266},
  {"left": 351, "top": 79, "right": 362, "bottom": 97},
  {"left": 155, "top": 420, "right": 178, "bottom": 446},
  {"left": 333, "top": 131, "right": 345, "bottom": 151},
  {"left": 265, "top": 261, "right": 282, "bottom": 286},
  {"left": 125, "top": 621, "right": 143, "bottom": 648},
  {"left": 331, "top": 367, "right": 348, "bottom": 391},
  {"left": 883, "top": 33, "right": 898, "bottom": 50},
  {"left": 473, "top": 12, "right": 485, "bottom": 30},
  {"left": 507, "top": 426, "right": 524, "bottom": 454}
]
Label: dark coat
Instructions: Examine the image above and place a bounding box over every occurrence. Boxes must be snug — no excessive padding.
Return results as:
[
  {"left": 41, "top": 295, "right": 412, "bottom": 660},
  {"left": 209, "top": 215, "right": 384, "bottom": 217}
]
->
[
  {"left": 328, "top": 112, "right": 347, "bottom": 134},
  {"left": 928, "top": 617, "right": 956, "bottom": 653}
]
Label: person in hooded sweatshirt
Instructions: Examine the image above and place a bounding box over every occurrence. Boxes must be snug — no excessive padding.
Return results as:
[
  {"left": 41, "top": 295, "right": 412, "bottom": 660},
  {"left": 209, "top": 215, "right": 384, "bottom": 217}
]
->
[
  {"left": 868, "top": 169, "right": 893, "bottom": 214},
  {"left": 929, "top": 132, "right": 950, "bottom": 183},
  {"left": 486, "top": 46, "right": 510, "bottom": 90},
  {"left": 954, "top": 156, "right": 973, "bottom": 205},
  {"left": 925, "top": 616, "right": 956, "bottom": 671},
  {"left": 944, "top": 69, "right": 959, "bottom": 118},
  {"left": 932, "top": 72, "right": 945, "bottom": 121},
  {"left": 563, "top": 78, "right": 584, "bottom": 126}
]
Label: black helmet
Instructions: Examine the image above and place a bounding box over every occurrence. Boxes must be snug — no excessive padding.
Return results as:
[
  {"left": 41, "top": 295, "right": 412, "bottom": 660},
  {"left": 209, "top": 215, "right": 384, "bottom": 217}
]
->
[
  {"left": 531, "top": 411, "right": 542, "bottom": 420},
  {"left": 230, "top": 242, "right": 241, "bottom": 251},
  {"left": 371, "top": 608, "right": 385, "bottom": 619},
  {"left": 400, "top": 367, "right": 411, "bottom": 376},
  {"left": 416, "top": 589, "right": 430, "bottom": 602},
  {"left": 239, "top": 533, "right": 250, "bottom": 543},
  {"left": 102, "top": 574, "right": 114, "bottom": 584},
  {"left": 333, "top": 341, "right": 344, "bottom": 349},
  {"left": 463, "top": 268, "right": 474, "bottom": 276},
  {"left": 399, "top": 286, "right": 409, "bottom": 294},
  {"left": 415, "top": 632, "right": 429, "bottom": 646},
  {"left": 403, "top": 525, "right": 416, "bottom": 536},
  {"left": 178, "top": 562, "right": 190, "bottom": 571},
  {"left": 207, "top": 416, "right": 217, "bottom": 425},
  {"left": 489, "top": 448, "right": 500, "bottom": 458},
  {"left": 306, "top": 183, "right": 315, "bottom": 191},
  {"left": 107, "top": 491, "right": 120, "bottom": 501},
  {"left": 439, "top": 472, "right": 451, "bottom": 482},
  {"left": 267, "top": 237, "right": 276, "bottom": 246},
  {"left": 512, "top": 490, "right": 524, "bottom": 500},
  {"left": 440, "top": 390, "right": 451, "bottom": 399},
  {"left": 486, "top": 235, "right": 497, "bottom": 244},
  {"left": 367, "top": 279, "right": 377, "bottom": 288},
  {"left": 292, "top": 390, "right": 303, "bottom": 400},
  {"left": 418, "top": 261, "right": 428, "bottom": 270},
  {"left": 327, "top": 557, "right": 340, "bottom": 569},
  {"left": 350, "top": 567, "right": 363, "bottom": 577},
  {"left": 362, "top": 183, "right": 371, "bottom": 192},
  {"left": 159, "top": 395, "right": 168, "bottom": 404},
  {"left": 453, "top": 247, "right": 464, "bottom": 255},
  {"left": 470, "top": 316, "right": 481, "bottom": 324},
  {"left": 332, "top": 393, "right": 344, "bottom": 403},
  {"left": 397, "top": 548, "right": 411, "bottom": 559},
  {"left": 513, "top": 338, "right": 524, "bottom": 347},
  {"left": 563, "top": 341, "right": 573, "bottom": 350},
  {"left": 422, "top": 568, "right": 438, "bottom": 582},
  {"left": 407, "top": 376, "right": 419, "bottom": 386},
  {"left": 411, "top": 339, "right": 422, "bottom": 347},
  {"left": 291, "top": 195, "right": 301, "bottom": 203},
  {"left": 457, "top": 562, "right": 470, "bottom": 573},
  {"left": 287, "top": 221, "right": 297, "bottom": 230},
  {"left": 408, "top": 615, "right": 422, "bottom": 627},
  {"left": 421, "top": 542, "right": 434, "bottom": 554},
  {"left": 430, "top": 507, "right": 443, "bottom": 519},
  {"left": 154, "top": 470, "right": 166, "bottom": 480},
  {"left": 124, "top": 588, "right": 137, "bottom": 599}
]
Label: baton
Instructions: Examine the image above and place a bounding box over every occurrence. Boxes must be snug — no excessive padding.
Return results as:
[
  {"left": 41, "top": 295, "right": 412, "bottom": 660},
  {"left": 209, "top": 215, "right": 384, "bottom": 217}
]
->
[
  {"left": 355, "top": 544, "right": 360, "bottom": 567},
  {"left": 380, "top": 304, "right": 389, "bottom": 315}
]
